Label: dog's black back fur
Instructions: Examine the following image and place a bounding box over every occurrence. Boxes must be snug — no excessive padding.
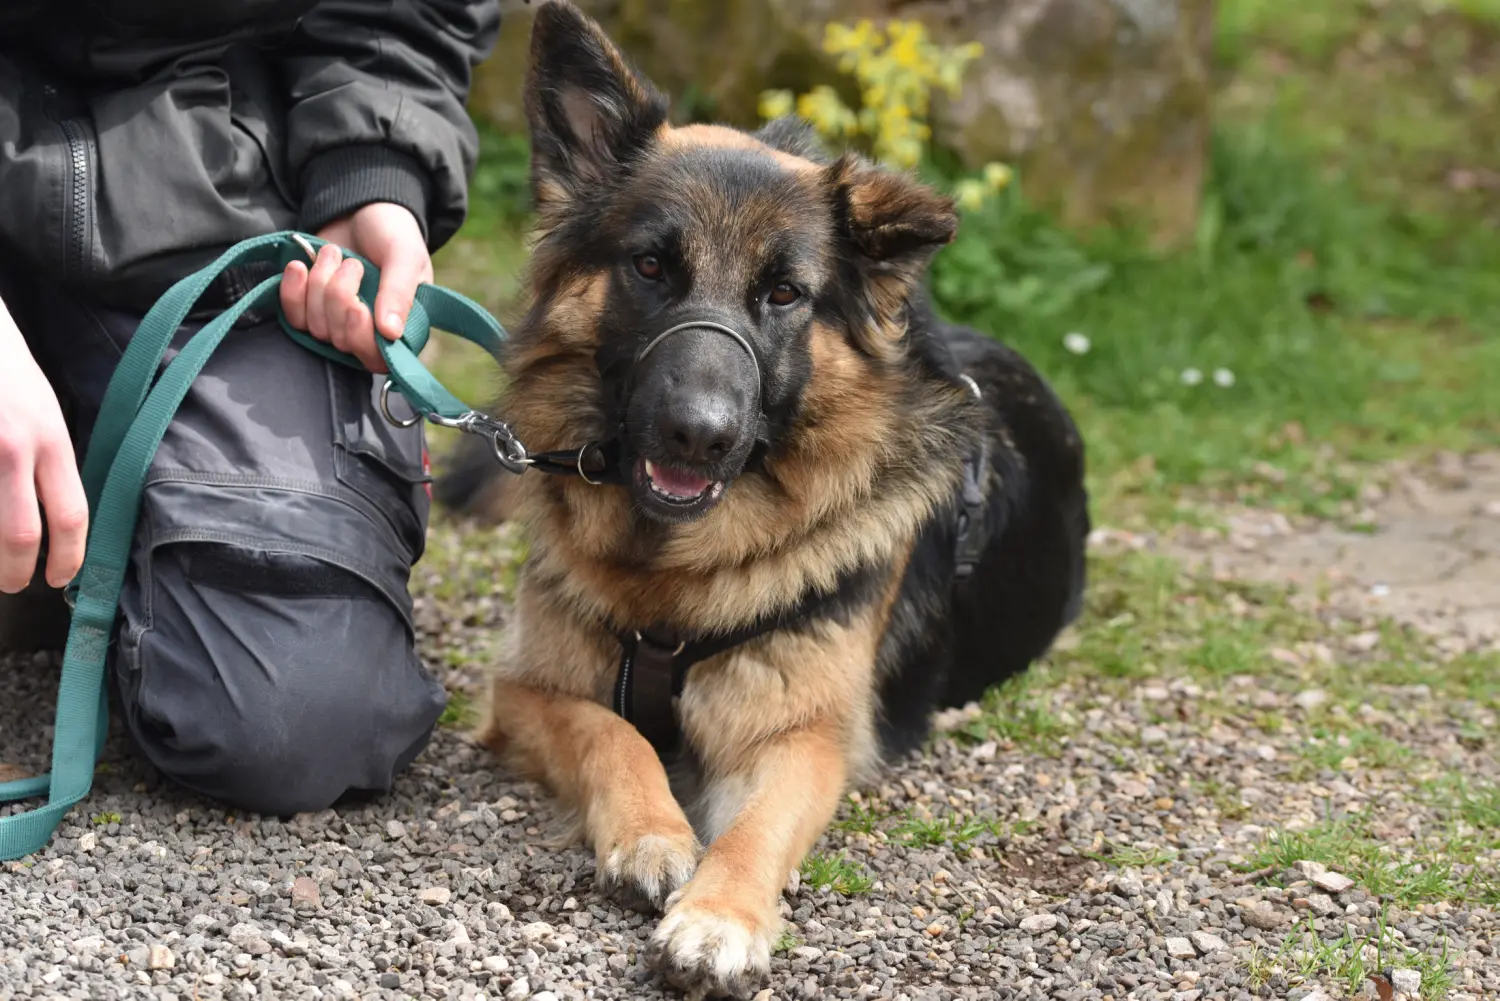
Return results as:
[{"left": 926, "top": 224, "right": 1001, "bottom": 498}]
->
[{"left": 868, "top": 294, "right": 1089, "bottom": 757}]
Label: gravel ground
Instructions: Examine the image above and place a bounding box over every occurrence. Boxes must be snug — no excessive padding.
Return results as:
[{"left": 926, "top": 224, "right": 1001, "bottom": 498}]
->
[{"left": 2, "top": 455, "right": 1497, "bottom": 1001}]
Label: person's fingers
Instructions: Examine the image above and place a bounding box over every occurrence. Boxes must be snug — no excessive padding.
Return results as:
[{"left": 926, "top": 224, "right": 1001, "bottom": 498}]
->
[
  {"left": 372, "top": 244, "right": 430, "bottom": 343},
  {"left": 0, "top": 439, "right": 42, "bottom": 594},
  {"left": 33, "top": 439, "right": 89, "bottom": 589},
  {"left": 280, "top": 260, "right": 310, "bottom": 331},
  {"left": 326, "top": 257, "right": 365, "bottom": 355},
  {"left": 305, "top": 243, "right": 344, "bottom": 340},
  {"left": 344, "top": 299, "right": 387, "bottom": 373}
]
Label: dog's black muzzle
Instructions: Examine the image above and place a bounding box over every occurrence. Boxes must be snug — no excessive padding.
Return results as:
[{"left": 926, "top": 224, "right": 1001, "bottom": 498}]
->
[
  {"left": 630, "top": 320, "right": 761, "bottom": 462},
  {"left": 521, "top": 318, "right": 766, "bottom": 499}
]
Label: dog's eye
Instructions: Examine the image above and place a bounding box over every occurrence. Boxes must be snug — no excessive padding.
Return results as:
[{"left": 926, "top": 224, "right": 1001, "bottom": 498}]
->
[
  {"left": 769, "top": 282, "right": 801, "bottom": 307},
  {"left": 633, "top": 254, "right": 664, "bottom": 281}
]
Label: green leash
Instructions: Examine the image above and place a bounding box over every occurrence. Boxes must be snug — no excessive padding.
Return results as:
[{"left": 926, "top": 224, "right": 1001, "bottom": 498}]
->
[{"left": 0, "top": 230, "right": 523, "bottom": 862}]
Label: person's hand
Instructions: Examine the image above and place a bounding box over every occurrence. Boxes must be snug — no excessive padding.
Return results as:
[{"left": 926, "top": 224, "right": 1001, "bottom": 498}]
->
[
  {"left": 0, "top": 296, "right": 89, "bottom": 594},
  {"left": 280, "top": 202, "right": 434, "bottom": 374}
]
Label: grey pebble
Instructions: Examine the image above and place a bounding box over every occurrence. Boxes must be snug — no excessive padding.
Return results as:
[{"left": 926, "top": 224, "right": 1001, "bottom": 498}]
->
[
  {"left": 1189, "top": 931, "right": 1228, "bottom": 955},
  {"left": 1391, "top": 968, "right": 1423, "bottom": 995}
]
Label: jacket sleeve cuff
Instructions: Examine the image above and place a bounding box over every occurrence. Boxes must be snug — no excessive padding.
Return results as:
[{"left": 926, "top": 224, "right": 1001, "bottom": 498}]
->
[{"left": 297, "top": 146, "right": 434, "bottom": 243}]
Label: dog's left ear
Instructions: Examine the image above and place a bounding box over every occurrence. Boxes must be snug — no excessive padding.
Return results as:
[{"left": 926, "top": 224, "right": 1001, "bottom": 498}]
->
[
  {"left": 826, "top": 155, "right": 959, "bottom": 359},
  {"left": 523, "top": 0, "right": 669, "bottom": 219}
]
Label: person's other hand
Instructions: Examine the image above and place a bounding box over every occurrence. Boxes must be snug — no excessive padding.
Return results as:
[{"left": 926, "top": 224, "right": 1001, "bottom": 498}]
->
[
  {"left": 280, "top": 202, "right": 434, "bottom": 374},
  {"left": 0, "top": 295, "right": 89, "bottom": 593}
]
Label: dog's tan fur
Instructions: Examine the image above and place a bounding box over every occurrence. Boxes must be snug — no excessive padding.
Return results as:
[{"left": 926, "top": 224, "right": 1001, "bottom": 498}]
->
[{"left": 472, "top": 4, "right": 985, "bottom": 996}]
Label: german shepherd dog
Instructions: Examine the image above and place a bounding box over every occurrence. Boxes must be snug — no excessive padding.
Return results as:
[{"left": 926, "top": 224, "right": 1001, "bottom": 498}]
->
[{"left": 438, "top": 2, "right": 1091, "bottom": 995}]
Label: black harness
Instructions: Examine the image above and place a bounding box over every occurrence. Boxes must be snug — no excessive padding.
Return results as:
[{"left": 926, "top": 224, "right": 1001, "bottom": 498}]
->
[
  {"left": 416, "top": 319, "right": 994, "bottom": 755},
  {"left": 607, "top": 586, "right": 845, "bottom": 757}
]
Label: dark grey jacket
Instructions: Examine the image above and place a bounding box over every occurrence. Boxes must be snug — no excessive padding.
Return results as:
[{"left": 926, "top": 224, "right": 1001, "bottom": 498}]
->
[{"left": 0, "top": 0, "right": 501, "bottom": 313}]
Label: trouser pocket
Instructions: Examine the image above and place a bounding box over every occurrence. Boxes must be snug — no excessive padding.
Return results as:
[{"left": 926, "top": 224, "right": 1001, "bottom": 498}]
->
[{"left": 103, "top": 314, "right": 443, "bottom": 815}]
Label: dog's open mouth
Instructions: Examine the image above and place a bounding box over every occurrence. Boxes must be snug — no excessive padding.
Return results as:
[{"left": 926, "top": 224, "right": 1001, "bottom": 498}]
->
[{"left": 634, "top": 458, "right": 727, "bottom": 520}]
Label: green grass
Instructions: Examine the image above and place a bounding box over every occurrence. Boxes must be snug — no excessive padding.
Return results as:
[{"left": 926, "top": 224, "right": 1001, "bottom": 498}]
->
[
  {"left": 1267, "top": 911, "right": 1454, "bottom": 1001},
  {"left": 1239, "top": 814, "right": 1496, "bottom": 907},
  {"left": 1193, "top": 777, "right": 1253, "bottom": 821},
  {"left": 1451, "top": 780, "right": 1500, "bottom": 834},
  {"left": 831, "top": 797, "right": 886, "bottom": 835},
  {"left": 799, "top": 851, "right": 875, "bottom": 895},
  {"left": 438, "top": 689, "right": 476, "bottom": 729},
  {"left": 827, "top": 796, "right": 1038, "bottom": 853},
  {"left": 1289, "top": 724, "right": 1414, "bottom": 779},
  {"left": 949, "top": 673, "right": 1072, "bottom": 751},
  {"left": 1045, "top": 547, "right": 1500, "bottom": 711},
  {"left": 1215, "top": 0, "right": 1500, "bottom": 220},
  {"left": 1083, "top": 839, "right": 1180, "bottom": 868},
  {"left": 928, "top": 124, "right": 1500, "bottom": 521},
  {"left": 889, "top": 813, "right": 996, "bottom": 851}
]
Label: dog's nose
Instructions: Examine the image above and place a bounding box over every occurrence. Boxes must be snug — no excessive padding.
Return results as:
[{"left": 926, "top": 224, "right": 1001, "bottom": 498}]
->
[{"left": 657, "top": 392, "right": 742, "bottom": 465}]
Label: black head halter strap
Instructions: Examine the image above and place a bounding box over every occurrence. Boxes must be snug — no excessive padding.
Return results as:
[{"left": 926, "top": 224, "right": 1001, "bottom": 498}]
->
[
  {"left": 511, "top": 319, "right": 764, "bottom": 486},
  {"left": 635, "top": 320, "right": 763, "bottom": 406}
]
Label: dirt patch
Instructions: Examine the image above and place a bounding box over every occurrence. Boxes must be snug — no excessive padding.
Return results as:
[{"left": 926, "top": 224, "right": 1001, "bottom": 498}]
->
[
  {"left": 1158, "top": 451, "right": 1500, "bottom": 652},
  {"left": 992, "top": 841, "right": 1101, "bottom": 895}
]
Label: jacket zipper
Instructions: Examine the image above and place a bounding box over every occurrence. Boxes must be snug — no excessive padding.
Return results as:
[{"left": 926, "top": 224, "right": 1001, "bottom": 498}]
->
[{"left": 43, "top": 84, "right": 89, "bottom": 282}]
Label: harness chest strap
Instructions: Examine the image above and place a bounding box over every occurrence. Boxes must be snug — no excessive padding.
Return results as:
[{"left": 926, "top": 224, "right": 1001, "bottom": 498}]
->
[{"left": 609, "top": 435, "right": 995, "bottom": 754}]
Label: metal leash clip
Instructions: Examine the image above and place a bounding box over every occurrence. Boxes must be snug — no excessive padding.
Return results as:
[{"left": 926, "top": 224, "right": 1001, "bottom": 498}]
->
[{"left": 379, "top": 378, "right": 531, "bottom": 474}]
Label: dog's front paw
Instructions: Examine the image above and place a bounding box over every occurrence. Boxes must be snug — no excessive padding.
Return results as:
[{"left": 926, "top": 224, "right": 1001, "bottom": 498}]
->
[
  {"left": 596, "top": 825, "right": 701, "bottom": 911},
  {"left": 648, "top": 893, "right": 776, "bottom": 1000}
]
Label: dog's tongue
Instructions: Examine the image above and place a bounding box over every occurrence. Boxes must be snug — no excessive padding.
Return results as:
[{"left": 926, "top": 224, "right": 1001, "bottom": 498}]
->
[{"left": 648, "top": 461, "right": 713, "bottom": 498}]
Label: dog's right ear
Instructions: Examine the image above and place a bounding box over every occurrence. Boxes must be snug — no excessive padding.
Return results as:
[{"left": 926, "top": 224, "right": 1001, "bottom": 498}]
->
[{"left": 524, "top": 0, "right": 669, "bottom": 218}]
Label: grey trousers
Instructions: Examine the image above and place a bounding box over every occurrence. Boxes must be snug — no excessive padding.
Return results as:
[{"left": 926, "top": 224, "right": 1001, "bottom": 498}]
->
[{"left": 2, "top": 262, "right": 448, "bottom": 816}]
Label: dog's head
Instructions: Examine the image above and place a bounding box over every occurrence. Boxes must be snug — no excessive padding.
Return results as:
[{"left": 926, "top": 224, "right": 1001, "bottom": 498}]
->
[{"left": 517, "top": 0, "right": 959, "bottom": 525}]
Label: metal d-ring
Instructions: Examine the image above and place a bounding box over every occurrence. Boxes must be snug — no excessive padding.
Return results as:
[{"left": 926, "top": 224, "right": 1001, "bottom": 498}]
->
[
  {"left": 290, "top": 232, "right": 319, "bottom": 262},
  {"left": 576, "top": 441, "right": 605, "bottom": 486},
  {"left": 632, "top": 629, "right": 687, "bottom": 657},
  {"left": 380, "top": 379, "right": 422, "bottom": 428}
]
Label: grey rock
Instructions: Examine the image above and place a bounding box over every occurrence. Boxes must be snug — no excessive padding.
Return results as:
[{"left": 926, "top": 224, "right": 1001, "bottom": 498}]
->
[
  {"left": 1189, "top": 931, "right": 1227, "bottom": 955},
  {"left": 1391, "top": 968, "right": 1423, "bottom": 996},
  {"left": 1311, "top": 871, "right": 1355, "bottom": 894},
  {"left": 1240, "top": 904, "right": 1287, "bottom": 930},
  {"left": 1165, "top": 936, "right": 1195, "bottom": 959},
  {"left": 1019, "top": 914, "right": 1059, "bottom": 934},
  {"left": 419, "top": 885, "right": 453, "bottom": 906}
]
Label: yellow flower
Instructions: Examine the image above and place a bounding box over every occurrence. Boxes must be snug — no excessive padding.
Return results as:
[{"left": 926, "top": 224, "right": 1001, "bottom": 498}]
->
[
  {"left": 953, "top": 179, "right": 987, "bottom": 212},
  {"left": 784, "top": 17, "right": 987, "bottom": 170},
  {"left": 758, "top": 89, "right": 795, "bottom": 122},
  {"left": 982, "top": 162, "right": 1014, "bottom": 191}
]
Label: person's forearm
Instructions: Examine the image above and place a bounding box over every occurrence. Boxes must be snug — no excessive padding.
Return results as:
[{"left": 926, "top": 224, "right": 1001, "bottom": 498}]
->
[{"left": 276, "top": 0, "right": 502, "bottom": 250}]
